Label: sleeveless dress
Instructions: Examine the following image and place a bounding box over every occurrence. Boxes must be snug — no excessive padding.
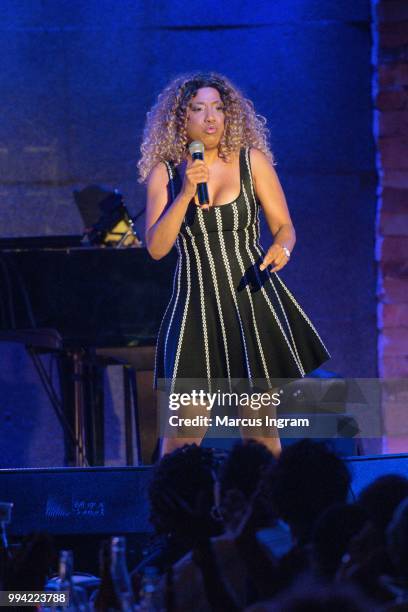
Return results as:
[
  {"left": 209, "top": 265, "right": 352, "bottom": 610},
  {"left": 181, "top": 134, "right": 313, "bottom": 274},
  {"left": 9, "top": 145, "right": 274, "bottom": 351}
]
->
[{"left": 153, "top": 147, "right": 330, "bottom": 394}]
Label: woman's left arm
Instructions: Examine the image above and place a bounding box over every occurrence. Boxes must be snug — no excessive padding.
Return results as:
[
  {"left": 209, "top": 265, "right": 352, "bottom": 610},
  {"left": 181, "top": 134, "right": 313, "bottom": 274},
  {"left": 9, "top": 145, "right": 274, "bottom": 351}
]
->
[{"left": 249, "top": 148, "right": 296, "bottom": 273}]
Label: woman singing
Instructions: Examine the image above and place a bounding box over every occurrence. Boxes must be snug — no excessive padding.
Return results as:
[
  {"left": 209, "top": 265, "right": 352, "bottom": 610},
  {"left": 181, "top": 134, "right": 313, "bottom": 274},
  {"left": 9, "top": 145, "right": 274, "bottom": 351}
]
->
[{"left": 138, "top": 72, "right": 330, "bottom": 457}]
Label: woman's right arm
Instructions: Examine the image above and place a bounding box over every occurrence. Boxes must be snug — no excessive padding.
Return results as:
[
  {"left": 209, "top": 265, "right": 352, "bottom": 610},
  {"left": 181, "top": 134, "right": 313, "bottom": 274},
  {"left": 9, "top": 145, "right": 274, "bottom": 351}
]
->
[{"left": 145, "top": 159, "right": 208, "bottom": 260}]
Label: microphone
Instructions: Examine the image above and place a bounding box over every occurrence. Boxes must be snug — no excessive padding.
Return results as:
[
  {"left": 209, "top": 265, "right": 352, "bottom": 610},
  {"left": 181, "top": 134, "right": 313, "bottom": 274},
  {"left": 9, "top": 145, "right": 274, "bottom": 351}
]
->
[{"left": 188, "top": 140, "right": 209, "bottom": 205}]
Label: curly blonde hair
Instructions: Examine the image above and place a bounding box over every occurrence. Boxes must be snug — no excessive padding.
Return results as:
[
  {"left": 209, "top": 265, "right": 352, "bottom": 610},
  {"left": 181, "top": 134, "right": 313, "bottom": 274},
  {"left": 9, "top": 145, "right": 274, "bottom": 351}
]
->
[{"left": 137, "top": 71, "right": 275, "bottom": 183}]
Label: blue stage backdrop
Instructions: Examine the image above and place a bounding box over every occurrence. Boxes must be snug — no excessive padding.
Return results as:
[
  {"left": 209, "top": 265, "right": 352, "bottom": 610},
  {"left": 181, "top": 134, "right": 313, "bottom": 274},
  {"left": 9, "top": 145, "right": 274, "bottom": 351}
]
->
[{"left": 0, "top": 1, "right": 376, "bottom": 467}]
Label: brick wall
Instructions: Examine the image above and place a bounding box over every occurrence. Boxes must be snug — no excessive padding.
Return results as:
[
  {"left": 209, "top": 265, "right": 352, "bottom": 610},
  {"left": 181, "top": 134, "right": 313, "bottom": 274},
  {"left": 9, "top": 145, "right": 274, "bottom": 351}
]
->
[{"left": 374, "top": 0, "right": 408, "bottom": 450}]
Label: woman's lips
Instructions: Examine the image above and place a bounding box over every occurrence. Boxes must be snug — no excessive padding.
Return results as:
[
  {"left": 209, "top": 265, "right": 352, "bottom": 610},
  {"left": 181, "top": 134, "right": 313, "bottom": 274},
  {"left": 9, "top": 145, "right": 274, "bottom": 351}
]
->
[{"left": 204, "top": 126, "right": 217, "bottom": 133}]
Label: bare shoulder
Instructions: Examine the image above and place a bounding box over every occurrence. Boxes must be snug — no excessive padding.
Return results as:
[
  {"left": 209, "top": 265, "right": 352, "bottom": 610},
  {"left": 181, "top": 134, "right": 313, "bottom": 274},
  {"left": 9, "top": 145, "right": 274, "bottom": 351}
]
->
[
  {"left": 249, "top": 148, "right": 277, "bottom": 185},
  {"left": 145, "top": 161, "right": 170, "bottom": 230},
  {"left": 147, "top": 161, "right": 168, "bottom": 189},
  {"left": 249, "top": 147, "right": 274, "bottom": 170}
]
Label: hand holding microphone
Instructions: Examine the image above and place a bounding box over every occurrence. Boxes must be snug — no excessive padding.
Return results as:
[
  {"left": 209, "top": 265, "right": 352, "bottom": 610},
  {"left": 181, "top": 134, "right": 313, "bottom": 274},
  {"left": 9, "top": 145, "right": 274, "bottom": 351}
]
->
[{"left": 182, "top": 140, "right": 210, "bottom": 209}]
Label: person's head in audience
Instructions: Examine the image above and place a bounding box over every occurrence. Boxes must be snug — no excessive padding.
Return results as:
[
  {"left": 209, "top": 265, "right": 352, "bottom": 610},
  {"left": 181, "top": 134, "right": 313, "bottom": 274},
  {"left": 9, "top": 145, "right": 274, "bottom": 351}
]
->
[
  {"left": 312, "top": 502, "right": 367, "bottom": 580},
  {"left": 148, "top": 444, "right": 223, "bottom": 546},
  {"left": 386, "top": 496, "right": 408, "bottom": 580},
  {"left": 332, "top": 477, "right": 408, "bottom": 605},
  {"left": 213, "top": 439, "right": 277, "bottom": 532},
  {"left": 269, "top": 439, "right": 351, "bottom": 544},
  {"left": 357, "top": 474, "right": 408, "bottom": 537}
]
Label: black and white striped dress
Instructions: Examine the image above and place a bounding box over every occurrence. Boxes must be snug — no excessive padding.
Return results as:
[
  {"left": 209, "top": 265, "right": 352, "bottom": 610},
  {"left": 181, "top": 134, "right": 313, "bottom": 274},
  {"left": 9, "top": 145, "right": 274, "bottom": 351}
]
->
[{"left": 153, "top": 147, "right": 330, "bottom": 394}]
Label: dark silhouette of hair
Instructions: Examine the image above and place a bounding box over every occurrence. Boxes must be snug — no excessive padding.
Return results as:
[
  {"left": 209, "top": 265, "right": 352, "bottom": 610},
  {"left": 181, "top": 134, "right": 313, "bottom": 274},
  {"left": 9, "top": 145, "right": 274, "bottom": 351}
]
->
[
  {"left": 269, "top": 440, "right": 351, "bottom": 543},
  {"left": 312, "top": 503, "right": 367, "bottom": 579},
  {"left": 387, "top": 496, "right": 408, "bottom": 579},
  {"left": 358, "top": 474, "right": 408, "bottom": 535},
  {"left": 148, "top": 444, "right": 222, "bottom": 542},
  {"left": 215, "top": 439, "right": 277, "bottom": 529},
  {"left": 217, "top": 439, "right": 276, "bottom": 499}
]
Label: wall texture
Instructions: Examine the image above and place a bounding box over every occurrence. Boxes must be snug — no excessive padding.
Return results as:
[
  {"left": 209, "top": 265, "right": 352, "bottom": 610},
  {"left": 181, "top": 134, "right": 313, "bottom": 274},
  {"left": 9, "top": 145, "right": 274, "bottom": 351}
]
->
[
  {"left": 0, "top": 1, "right": 377, "bottom": 466},
  {"left": 374, "top": 0, "right": 408, "bottom": 452}
]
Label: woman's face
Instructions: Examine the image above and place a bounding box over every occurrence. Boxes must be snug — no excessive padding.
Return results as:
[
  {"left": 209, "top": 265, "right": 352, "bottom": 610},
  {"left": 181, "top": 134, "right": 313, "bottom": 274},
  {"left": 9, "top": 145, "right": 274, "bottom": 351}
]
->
[{"left": 186, "top": 86, "right": 225, "bottom": 147}]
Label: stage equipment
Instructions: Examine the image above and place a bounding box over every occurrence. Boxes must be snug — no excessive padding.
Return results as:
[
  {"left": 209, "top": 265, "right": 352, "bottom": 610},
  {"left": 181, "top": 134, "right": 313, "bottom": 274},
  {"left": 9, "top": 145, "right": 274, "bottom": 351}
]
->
[
  {"left": 74, "top": 185, "right": 142, "bottom": 247},
  {"left": 0, "top": 238, "right": 177, "bottom": 467}
]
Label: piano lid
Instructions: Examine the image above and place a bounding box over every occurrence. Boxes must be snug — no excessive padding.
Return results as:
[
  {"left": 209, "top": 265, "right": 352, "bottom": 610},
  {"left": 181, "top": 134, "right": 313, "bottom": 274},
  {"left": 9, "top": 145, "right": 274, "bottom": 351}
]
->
[{"left": 0, "top": 243, "right": 177, "bottom": 348}]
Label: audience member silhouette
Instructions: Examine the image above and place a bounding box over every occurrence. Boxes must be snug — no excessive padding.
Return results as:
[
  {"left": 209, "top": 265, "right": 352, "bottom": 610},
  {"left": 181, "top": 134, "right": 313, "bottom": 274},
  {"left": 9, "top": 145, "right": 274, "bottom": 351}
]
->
[
  {"left": 269, "top": 439, "right": 351, "bottom": 545},
  {"left": 213, "top": 438, "right": 277, "bottom": 532},
  {"left": 387, "top": 496, "right": 408, "bottom": 582},
  {"left": 384, "top": 496, "right": 408, "bottom": 607},
  {"left": 358, "top": 475, "right": 408, "bottom": 537},
  {"left": 160, "top": 440, "right": 277, "bottom": 611},
  {"left": 131, "top": 444, "right": 223, "bottom": 595},
  {"left": 311, "top": 502, "right": 367, "bottom": 580},
  {"left": 337, "top": 475, "right": 408, "bottom": 604}
]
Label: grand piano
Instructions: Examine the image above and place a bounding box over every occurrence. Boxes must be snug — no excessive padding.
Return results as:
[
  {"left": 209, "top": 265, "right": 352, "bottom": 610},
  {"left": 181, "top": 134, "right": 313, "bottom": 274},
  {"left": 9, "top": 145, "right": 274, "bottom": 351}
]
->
[{"left": 0, "top": 235, "right": 177, "bottom": 466}]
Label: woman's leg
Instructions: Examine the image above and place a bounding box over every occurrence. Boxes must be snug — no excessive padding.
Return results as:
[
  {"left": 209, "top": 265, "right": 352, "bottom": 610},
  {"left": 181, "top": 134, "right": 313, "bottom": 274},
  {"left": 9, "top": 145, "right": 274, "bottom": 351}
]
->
[
  {"left": 238, "top": 388, "right": 282, "bottom": 458},
  {"left": 158, "top": 391, "right": 211, "bottom": 458}
]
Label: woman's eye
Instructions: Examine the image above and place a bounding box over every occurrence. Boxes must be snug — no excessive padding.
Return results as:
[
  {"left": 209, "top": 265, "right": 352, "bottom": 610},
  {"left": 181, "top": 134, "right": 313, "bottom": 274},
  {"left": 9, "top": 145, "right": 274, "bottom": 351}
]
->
[{"left": 191, "top": 106, "right": 223, "bottom": 112}]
